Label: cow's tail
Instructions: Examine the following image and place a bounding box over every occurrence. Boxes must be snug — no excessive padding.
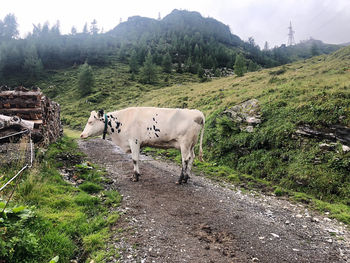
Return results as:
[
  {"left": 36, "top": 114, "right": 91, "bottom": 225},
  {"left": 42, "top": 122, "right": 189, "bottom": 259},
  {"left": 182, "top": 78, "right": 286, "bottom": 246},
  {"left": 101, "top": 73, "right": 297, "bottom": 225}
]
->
[{"left": 199, "top": 115, "right": 205, "bottom": 162}]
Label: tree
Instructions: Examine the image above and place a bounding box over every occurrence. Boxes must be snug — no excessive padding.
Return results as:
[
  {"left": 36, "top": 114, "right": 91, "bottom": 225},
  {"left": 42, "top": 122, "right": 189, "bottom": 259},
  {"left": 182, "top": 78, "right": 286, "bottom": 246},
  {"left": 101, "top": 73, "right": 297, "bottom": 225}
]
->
[
  {"left": 70, "top": 26, "right": 77, "bottom": 35},
  {"left": 23, "top": 45, "right": 43, "bottom": 80},
  {"left": 310, "top": 42, "right": 320, "bottom": 56},
  {"left": 247, "top": 60, "right": 259, "bottom": 72},
  {"left": 90, "top": 19, "right": 99, "bottom": 35},
  {"left": 234, "top": 53, "right": 245, "bottom": 77},
  {"left": 162, "top": 53, "right": 172, "bottom": 73},
  {"left": 82, "top": 23, "right": 89, "bottom": 35},
  {"left": 78, "top": 62, "right": 94, "bottom": 96},
  {"left": 263, "top": 41, "right": 269, "bottom": 51},
  {"left": 0, "top": 14, "right": 19, "bottom": 40},
  {"left": 197, "top": 65, "right": 205, "bottom": 79},
  {"left": 140, "top": 52, "right": 157, "bottom": 84},
  {"left": 51, "top": 20, "right": 61, "bottom": 35},
  {"left": 129, "top": 50, "right": 139, "bottom": 73}
]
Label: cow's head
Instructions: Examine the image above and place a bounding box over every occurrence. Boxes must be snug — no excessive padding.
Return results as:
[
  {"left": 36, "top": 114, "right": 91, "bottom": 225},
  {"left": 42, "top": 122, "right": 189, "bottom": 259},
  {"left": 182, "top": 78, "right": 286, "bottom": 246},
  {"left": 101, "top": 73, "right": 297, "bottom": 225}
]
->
[{"left": 80, "top": 110, "right": 105, "bottom": 139}]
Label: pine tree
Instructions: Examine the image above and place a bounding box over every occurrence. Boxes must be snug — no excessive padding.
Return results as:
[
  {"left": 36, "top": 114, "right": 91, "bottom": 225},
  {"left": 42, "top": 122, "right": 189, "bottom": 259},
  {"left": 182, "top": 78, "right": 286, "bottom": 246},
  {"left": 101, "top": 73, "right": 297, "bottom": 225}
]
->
[
  {"left": 162, "top": 53, "right": 172, "bottom": 73},
  {"left": 234, "top": 53, "right": 245, "bottom": 77},
  {"left": 1, "top": 14, "right": 19, "bottom": 40},
  {"left": 78, "top": 62, "right": 94, "bottom": 96},
  {"left": 129, "top": 50, "right": 139, "bottom": 73},
  {"left": 70, "top": 26, "right": 77, "bottom": 35},
  {"left": 263, "top": 41, "right": 269, "bottom": 51},
  {"left": 82, "top": 23, "right": 89, "bottom": 35},
  {"left": 197, "top": 65, "right": 205, "bottom": 79},
  {"left": 247, "top": 60, "right": 258, "bottom": 72},
  {"left": 90, "top": 19, "right": 99, "bottom": 35},
  {"left": 23, "top": 45, "right": 43, "bottom": 80},
  {"left": 140, "top": 52, "right": 157, "bottom": 84},
  {"left": 310, "top": 42, "right": 320, "bottom": 56}
]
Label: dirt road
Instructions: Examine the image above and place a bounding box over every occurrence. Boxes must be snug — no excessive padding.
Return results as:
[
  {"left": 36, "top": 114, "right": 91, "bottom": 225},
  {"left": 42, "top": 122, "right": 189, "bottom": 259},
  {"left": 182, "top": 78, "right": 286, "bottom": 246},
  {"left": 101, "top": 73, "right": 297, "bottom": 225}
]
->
[{"left": 78, "top": 138, "right": 350, "bottom": 263}]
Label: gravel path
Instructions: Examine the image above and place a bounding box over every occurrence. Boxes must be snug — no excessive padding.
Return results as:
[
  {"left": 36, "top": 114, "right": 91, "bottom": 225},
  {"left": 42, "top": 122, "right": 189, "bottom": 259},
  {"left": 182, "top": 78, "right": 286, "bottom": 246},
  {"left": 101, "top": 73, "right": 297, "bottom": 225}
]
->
[{"left": 78, "top": 138, "right": 350, "bottom": 263}]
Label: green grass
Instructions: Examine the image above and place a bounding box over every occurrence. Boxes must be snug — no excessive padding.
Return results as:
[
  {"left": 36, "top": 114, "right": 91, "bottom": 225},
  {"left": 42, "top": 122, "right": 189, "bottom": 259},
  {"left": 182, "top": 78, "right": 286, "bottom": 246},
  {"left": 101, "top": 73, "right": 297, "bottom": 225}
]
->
[
  {"left": 0, "top": 136, "right": 122, "bottom": 262},
  {"left": 63, "top": 127, "right": 82, "bottom": 139}
]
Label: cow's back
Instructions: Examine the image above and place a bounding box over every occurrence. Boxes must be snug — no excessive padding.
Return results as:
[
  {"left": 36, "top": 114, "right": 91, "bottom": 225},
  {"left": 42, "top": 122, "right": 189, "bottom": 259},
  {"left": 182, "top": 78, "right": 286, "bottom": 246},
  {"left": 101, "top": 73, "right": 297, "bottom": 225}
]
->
[{"left": 114, "top": 107, "right": 204, "bottom": 149}]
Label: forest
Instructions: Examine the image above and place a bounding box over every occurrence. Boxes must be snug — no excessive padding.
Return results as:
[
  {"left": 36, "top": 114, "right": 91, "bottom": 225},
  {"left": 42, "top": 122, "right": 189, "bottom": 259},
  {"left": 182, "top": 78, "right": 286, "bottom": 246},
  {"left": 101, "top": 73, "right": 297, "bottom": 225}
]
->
[{"left": 0, "top": 10, "right": 340, "bottom": 87}]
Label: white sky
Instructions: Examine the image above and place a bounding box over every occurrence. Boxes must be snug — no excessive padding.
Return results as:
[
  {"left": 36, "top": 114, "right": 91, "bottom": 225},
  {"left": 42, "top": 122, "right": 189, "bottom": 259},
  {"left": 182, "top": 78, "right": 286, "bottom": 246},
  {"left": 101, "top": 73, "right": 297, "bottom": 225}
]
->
[{"left": 1, "top": 0, "right": 350, "bottom": 48}]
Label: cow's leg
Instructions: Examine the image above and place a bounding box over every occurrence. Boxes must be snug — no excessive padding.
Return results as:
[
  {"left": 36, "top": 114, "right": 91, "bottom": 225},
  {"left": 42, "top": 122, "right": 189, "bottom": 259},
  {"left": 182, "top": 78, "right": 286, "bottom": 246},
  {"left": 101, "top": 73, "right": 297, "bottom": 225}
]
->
[
  {"left": 183, "top": 147, "right": 195, "bottom": 183},
  {"left": 129, "top": 139, "right": 141, "bottom": 182},
  {"left": 177, "top": 144, "right": 191, "bottom": 184}
]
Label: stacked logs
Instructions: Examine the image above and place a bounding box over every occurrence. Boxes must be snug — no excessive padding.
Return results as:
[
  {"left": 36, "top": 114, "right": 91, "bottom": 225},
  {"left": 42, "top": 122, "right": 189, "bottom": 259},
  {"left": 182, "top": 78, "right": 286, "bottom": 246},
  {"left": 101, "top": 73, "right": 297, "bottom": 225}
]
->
[{"left": 0, "top": 86, "right": 63, "bottom": 146}]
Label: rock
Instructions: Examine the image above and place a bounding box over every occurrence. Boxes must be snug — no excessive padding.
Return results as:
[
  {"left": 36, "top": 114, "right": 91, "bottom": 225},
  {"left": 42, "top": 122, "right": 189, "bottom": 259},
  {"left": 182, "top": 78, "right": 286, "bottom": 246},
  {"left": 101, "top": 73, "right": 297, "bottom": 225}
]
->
[
  {"left": 311, "top": 217, "right": 319, "bottom": 223},
  {"left": 296, "top": 124, "right": 350, "bottom": 146},
  {"left": 319, "top": 143, "right": 337, "bottom": 151},
  {"left": 285, "top": 220, "right": 291, "bottom": 225},
  {"left": 270, "top": 233, "right": 280, "bottom": 238},
  {"left": 295, "top": 214, "right": 303, "bottom": 218},
  {"left": 252, "top": 257, "right": 259, "bottom": 262},
  {"left": 342, "top": 145, "right": 350, "bottom": 153},
  {"left": 325, "top": 228, "right": 338, "bottom": 234},
  {"left": 223, "top": 99, "right": 262, "bottom": 132}
]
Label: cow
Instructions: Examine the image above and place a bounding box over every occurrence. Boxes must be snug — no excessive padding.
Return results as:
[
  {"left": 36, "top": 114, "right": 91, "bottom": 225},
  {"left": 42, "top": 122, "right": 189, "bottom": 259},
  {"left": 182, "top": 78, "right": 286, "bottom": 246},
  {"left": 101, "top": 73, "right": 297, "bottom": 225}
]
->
[{"left": 80, "top": 107, "right": 205, "bottom": 184}]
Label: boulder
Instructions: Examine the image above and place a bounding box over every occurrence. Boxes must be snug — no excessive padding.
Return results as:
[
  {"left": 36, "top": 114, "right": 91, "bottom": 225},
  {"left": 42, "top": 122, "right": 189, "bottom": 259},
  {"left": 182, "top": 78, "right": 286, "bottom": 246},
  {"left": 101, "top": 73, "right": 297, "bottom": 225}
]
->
[{"left": 223, "top": 99, "right": 262, "bottom": 132}]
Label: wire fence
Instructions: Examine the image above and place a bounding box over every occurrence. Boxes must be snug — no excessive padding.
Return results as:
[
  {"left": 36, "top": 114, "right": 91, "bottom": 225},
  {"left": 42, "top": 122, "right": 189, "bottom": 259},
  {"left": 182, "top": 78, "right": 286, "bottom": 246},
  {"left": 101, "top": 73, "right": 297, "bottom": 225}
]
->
[{"left": 0, "top": 129, "right": 34, "bottom": 212}]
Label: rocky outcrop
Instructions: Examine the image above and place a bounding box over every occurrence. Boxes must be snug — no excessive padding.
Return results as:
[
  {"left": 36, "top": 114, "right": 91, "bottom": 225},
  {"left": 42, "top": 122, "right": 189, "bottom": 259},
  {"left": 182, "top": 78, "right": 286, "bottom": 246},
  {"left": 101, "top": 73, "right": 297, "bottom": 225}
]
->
[
  {"left": 296, "top": 124, "right": 350, "bottom": 147},
  {"left": 223, "top": 99, "right": 262, "bottom": 132}
]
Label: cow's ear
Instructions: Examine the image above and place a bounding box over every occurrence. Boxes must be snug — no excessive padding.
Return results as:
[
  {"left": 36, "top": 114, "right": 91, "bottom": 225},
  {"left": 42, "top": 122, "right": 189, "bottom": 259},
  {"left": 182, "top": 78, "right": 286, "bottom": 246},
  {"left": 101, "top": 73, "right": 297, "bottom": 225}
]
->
[{"left": 98, "top": 109, "right": 104, "bottom": 118}]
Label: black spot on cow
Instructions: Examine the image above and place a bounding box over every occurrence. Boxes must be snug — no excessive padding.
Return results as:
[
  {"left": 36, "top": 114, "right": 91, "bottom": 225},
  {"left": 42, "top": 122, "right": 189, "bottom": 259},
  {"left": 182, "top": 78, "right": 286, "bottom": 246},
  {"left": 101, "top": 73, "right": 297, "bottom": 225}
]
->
[
  {"left": 107, "top": 115, "right": 110, "bottom": 118},
  {"left": 110, "top": 114, "right": 114, "bottom": 118},
  {"left": 108, "top": 121, "right": 112, "bottom": 127},
  {"left": 93, "top": 116, "right": 96, "bottom": 119},
  {"left": 153, "top": 125, "right": 160, "bottom": 132},
  {"left": 155, "top": 133, "right": 159, "bottom": 137},
  {"left": 135, "top": 139, "right": 138, "bottom": 144},
  {"left": 111, "top": 128, "right": 115, "bottom": 133},
  {"left": 117, "top": 129, "right": 121, "bottom": 133},
  {"left": 156, "top": 113, "right": 158, "bottom": 116},
  {"left": 100, "top": 118, "right": 103, "bottom": 121},
  {"left": 153, "top": 117, "right": 155, "bottom": 121},
  {"left": 115, "top": 122, "right": 121, "bottom": 129},
  {"left": 133, "top": 159, "right": 137, "bottom": 165}
]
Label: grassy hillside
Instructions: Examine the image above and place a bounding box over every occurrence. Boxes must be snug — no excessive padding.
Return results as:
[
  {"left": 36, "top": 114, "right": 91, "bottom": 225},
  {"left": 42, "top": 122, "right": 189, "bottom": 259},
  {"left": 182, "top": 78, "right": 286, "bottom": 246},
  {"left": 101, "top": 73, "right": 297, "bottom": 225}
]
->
[{"left": 37, "top": 46, "right": 350, "bottom": 219}]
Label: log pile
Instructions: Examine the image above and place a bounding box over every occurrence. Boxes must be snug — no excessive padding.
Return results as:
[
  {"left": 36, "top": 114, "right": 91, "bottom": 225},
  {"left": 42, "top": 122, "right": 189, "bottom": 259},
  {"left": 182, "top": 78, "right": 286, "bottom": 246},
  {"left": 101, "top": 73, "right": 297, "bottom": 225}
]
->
[{"left": 0, "top": 86, "right": 63, "bottom": 146}]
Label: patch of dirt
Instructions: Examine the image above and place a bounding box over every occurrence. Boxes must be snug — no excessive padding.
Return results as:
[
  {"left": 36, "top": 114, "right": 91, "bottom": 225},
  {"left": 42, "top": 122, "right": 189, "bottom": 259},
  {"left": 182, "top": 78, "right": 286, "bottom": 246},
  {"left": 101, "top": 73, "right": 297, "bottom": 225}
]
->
[{"left": 78, "top": 138, "right": 350, "bottom": 263}]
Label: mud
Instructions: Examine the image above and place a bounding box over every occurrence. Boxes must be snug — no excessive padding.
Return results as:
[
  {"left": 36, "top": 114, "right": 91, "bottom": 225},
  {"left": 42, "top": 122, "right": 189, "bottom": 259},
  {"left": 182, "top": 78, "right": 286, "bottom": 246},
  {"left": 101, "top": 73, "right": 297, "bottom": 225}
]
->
[{"left": 78, "top": 138, "right": 350, "bottom": 263}]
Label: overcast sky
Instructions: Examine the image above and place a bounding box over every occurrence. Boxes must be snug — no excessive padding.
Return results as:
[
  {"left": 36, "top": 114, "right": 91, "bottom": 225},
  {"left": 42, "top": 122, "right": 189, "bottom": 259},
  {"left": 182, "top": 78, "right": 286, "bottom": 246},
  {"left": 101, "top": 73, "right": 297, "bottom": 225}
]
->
[{"left": 1, "top": 0, "right": 350, "bottom": 48}]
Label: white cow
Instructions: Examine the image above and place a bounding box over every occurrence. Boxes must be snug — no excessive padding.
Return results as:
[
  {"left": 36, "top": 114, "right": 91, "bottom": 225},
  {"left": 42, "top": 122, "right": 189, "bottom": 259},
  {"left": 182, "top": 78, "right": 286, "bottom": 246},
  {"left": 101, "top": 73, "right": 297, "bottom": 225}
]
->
[{"left": 80, "top": 107, "right": 205, "bottom": 184}]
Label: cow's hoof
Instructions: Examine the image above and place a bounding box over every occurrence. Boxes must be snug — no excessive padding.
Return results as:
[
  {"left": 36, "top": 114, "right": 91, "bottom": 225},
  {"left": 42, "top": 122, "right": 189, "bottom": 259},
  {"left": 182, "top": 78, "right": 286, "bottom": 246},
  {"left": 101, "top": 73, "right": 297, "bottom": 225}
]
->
[{"left": 131, "top": 173, "right": 140, "bottom": 182}]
